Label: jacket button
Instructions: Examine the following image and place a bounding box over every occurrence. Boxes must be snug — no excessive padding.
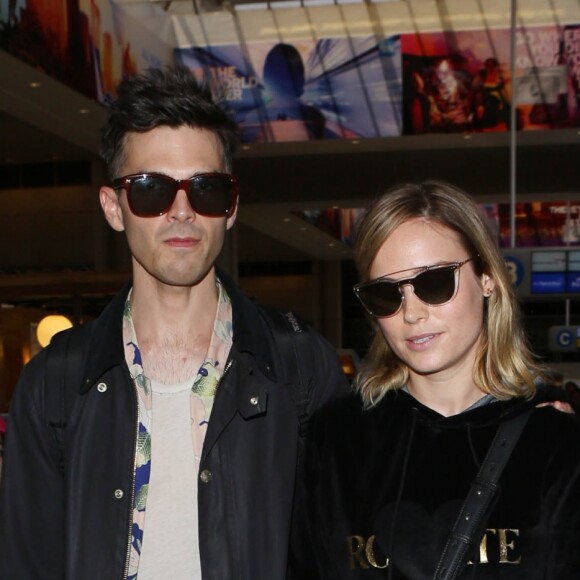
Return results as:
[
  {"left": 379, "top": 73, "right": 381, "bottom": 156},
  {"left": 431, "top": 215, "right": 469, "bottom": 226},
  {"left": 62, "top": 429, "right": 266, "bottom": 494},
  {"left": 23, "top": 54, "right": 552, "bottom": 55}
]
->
[
  {"left": 97, "top": 382, "right": 107, "bottom": 393},
  {"left": 250, "top": 396, "right": 259, "bottom": 406},
  {"left": 200, "top": 469, "right": 213, "bottom": 484},
  {"left": 114, "top": 489, "right": 124, "bottom": 499}
]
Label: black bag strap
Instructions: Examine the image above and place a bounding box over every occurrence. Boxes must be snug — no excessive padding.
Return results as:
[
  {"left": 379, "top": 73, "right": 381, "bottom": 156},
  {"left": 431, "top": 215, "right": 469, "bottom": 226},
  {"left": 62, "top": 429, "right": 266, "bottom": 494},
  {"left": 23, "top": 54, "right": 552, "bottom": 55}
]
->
[
  {"left": 259, "top": 308, "right": 315, "bottom": 443},
  {"left": 45, "top": 328, "right": 85, "bottom": 475},
  {"left": 433, "top": 408, "right": 533, "bottom": 580}
]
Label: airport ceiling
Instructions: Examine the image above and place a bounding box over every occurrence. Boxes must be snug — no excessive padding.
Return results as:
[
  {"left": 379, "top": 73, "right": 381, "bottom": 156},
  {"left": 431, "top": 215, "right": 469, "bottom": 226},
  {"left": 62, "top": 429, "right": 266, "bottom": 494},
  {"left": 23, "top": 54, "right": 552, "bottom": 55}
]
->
[{"left": 1, "top": 3, "right": 580, "bottom": 263}]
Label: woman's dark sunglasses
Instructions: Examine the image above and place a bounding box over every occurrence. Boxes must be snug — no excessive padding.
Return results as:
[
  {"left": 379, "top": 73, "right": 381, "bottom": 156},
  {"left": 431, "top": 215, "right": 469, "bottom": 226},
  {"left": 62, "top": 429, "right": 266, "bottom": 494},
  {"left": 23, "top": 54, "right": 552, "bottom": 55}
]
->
[
  {"left": 112, "top": 172, "right": 238, "bottom": 218},
  {"left": 353, "top": 258, "right": 476, "bottom": 318}
]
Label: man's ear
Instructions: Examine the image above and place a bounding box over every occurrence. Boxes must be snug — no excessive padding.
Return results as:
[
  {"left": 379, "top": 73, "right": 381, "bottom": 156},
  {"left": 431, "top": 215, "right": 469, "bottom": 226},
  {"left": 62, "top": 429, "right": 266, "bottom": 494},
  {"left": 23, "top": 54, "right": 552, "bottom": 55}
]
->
[
  {"left": 225, "top": 203, "right": 238, "bottom": 231},
  {"left": 99, "top": 186, "right": 125, "bottom": 232}
]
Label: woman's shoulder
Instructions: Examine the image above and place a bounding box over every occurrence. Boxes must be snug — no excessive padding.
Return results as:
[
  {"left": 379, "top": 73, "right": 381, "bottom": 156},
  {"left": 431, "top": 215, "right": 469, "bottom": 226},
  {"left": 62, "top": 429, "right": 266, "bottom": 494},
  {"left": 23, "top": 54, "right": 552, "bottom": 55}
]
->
[
  {"left": 529, "top": 401, "right": 580, "bottom": 439},
  {"left": 518, "top": 391, "right": 580, "bottom": 469},
  {"left": 530, "top": 383, "right": 580, "bottom": 433}
]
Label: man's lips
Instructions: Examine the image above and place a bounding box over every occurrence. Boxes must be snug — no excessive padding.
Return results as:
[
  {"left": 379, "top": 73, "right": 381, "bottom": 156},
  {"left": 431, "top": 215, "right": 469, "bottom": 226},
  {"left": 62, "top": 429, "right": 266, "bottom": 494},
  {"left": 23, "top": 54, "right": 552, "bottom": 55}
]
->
[{"left": 164, "top": 236, "right": 199, "bottom": 247}]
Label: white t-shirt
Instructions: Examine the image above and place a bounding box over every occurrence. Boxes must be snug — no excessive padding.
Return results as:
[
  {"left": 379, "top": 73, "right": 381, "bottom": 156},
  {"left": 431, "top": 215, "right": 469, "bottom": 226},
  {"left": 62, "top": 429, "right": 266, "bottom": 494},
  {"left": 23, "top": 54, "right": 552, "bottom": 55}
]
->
[{"left": 137, "top": 378, "right": 201, "bottom": 579}]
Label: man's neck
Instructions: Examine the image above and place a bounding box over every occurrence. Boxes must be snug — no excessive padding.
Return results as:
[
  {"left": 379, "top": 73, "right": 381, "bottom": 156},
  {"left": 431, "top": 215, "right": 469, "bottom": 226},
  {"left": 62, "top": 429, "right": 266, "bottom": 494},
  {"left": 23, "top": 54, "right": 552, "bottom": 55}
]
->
[
  {"left": 131, "top": 268, "right": 218, "bottom": 329},
  {"left": 129, "top": 269, "right": 220, "bottom": 384}
]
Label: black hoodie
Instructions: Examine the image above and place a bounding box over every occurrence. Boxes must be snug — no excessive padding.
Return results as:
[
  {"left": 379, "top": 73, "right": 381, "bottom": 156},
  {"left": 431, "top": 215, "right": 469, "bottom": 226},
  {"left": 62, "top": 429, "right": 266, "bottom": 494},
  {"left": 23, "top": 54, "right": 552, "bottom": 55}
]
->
[{"left": 292, "top": 386, "right": 580, "bottom": 579}]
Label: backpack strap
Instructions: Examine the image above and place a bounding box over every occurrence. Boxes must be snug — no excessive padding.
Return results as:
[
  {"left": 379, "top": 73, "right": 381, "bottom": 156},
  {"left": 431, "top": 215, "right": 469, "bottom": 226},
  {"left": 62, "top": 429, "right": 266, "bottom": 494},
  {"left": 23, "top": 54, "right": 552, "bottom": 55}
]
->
[
  {"left": 44, "top": 328, "right": 85, "bottom": 475},
  {"left": 259, "top": 308, "right": 316, "bottom": 446}
]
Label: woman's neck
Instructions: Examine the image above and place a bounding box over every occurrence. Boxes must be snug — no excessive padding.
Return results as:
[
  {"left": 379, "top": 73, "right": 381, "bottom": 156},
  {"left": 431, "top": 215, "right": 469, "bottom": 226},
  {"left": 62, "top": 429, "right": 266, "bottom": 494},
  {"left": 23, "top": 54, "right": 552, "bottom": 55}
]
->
[{"left": 406, "top": 376, "right": 486, "bottom": 417}]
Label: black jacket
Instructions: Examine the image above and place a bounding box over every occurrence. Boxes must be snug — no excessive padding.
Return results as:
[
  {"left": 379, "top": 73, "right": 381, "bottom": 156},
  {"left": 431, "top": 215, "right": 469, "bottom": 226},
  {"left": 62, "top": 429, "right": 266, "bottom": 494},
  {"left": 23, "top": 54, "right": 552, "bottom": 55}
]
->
[
  {"left": 293, "top": 387, "right": 580, "bottom": 579},
  {"left": 0, "top": 275, "right": 348, "bottom": 580}
]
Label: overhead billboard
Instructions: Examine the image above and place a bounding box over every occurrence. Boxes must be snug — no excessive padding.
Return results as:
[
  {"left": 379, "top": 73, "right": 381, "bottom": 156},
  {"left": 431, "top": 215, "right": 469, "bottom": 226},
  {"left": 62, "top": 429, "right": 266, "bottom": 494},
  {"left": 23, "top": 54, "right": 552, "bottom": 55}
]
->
[{"left": 176, "top": 36, "right": 403, "bottom": 143}]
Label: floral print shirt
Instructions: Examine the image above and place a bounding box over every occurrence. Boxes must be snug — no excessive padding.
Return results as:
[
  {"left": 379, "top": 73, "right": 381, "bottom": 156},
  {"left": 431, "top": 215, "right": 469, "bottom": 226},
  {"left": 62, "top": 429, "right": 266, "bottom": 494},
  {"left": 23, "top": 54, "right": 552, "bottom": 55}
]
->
[{"left": 122, "top": 281, "right": 233, "bottom": 579}]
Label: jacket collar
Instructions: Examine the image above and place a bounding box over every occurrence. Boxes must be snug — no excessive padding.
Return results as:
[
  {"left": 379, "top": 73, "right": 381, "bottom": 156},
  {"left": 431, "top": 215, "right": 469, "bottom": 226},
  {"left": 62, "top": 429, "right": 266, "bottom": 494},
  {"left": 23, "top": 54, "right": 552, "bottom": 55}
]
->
[
  {"left": 80, "top": 271, "right": 276, "bottom": 393},
  {"left": 218, "top": 268, "right": 277, "bottom": 379},
  {"left": 80, "top": 281, "right": 131, "bottom": 393}
]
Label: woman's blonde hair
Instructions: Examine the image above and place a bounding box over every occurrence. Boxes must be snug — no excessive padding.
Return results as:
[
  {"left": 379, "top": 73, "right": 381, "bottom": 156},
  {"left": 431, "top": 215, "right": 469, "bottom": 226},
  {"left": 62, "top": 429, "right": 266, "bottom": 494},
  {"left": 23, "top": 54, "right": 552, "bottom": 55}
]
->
[{"left": 354, "top": 181, "right": 543, "bottom": 408}]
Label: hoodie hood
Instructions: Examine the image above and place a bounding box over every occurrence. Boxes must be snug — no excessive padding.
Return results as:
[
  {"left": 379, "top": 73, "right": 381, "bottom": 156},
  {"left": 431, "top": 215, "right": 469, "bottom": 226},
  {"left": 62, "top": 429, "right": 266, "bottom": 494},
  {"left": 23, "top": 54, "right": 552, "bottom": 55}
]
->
[{"left": 380, "top": 382, "right": 564, "bottom": 432}]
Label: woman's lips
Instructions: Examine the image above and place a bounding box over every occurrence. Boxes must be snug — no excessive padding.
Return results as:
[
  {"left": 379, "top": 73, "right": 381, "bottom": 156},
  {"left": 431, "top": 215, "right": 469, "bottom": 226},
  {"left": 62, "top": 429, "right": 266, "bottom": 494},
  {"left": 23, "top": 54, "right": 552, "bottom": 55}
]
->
[{"left": 405, "top": 333, "right": 439, "bottom": 350}]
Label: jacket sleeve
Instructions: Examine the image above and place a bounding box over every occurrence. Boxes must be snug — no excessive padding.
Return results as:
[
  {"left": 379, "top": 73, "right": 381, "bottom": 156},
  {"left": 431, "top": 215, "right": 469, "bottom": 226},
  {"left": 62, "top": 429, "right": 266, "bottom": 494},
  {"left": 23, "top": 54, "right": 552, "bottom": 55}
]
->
[{"left": 0, "top": 352, "right": 66, "bottom": 580}]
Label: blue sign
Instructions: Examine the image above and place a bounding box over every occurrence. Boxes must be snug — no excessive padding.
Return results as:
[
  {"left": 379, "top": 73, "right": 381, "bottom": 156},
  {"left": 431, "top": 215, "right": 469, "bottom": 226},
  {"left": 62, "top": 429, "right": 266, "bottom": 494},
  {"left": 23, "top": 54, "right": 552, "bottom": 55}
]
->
[
  {"left": 504, "top": 255, "right": 524, "bottom": 287},
  {"left": 567, "top": 272, "right": 580, "bottom": 293},
  {"left": 557, "top": 330, "right": 573, "bottom": 347},
  {"left": 549, "top": 326, "right": 580, "bottom": 351},
  {"left": 531, "top": 272, "right": 566, "bottom": 294}
]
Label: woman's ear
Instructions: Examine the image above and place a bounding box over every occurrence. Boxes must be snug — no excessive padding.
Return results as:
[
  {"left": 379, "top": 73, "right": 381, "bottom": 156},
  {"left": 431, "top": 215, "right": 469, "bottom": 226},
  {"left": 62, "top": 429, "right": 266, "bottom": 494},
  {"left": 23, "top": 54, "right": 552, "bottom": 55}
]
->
[
  {"left": 482, "top": 274, "right": 495, "bottom": 297},
  {"left": 99, "top": 186, "right": 126, "bottom": 232}
]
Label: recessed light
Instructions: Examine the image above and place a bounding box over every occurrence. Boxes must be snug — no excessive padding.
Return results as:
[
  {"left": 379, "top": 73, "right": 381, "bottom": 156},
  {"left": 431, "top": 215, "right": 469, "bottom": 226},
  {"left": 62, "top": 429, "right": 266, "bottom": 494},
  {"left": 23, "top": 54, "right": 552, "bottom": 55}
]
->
[
  {"left": 328, "top": 242, "right": 335, "bottom": 247},
  {"left": 352, "top": 139, "right": 359, "bottom": 145},
  {"left": 283, "top": 217, "right": 291, "bottom": 222},
  {"left": 79, "top": 109, "right": 90, "bottom": 114},
  {"left": 242, "top": 145, "right": 251, "bottom": 150},
  {"left": 29, "top": 82, "right": 41, "bottom": 88},
  {"left": 464, "top": 134, "right": 472, "bottom": 140}
]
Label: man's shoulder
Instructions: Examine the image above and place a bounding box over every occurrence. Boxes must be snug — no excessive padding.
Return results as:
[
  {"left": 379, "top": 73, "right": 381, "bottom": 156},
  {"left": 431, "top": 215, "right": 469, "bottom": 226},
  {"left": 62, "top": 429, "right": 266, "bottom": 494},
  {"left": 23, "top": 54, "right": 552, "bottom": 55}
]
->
[
  {"left": 254, "top": 305, "right": 349, "bottom": 403},
  {"left": 258, "top": 306, "right": 340, "bottom": 365},
  {"left": 17, "top": 322, "right": 93, "bottom": 387},
  {"left": 258, "top": 307, "right": 314, "bottom": 339}
]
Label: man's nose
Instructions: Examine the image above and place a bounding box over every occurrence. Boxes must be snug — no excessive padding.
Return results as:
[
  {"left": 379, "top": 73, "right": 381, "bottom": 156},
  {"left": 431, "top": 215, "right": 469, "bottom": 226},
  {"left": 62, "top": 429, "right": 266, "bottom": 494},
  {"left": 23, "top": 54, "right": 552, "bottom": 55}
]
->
[{"left": 167, "top": 188, "right": 195, "bottom": 222}]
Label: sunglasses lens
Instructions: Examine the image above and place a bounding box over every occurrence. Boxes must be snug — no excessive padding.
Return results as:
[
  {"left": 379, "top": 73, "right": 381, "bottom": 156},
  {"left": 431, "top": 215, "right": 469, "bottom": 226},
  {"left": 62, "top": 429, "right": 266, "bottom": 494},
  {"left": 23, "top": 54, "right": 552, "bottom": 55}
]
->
[
  {"left": 356, "top": 282, "right": 402, "bottom": 317},
  {"left": 413, "top": 267, "right": 457, "bottom": 305},
  {"left": 128, "top": 175, "right": 176, "bottom": 216},
  {"left": 189, "top": 175, "right": 234, "bottom": 217},
  {"left": 355, "top": 264, "right": 459, "bottom": 317},
  {"left": 123, "top": 174, "right": 236, "bottom": 217}
]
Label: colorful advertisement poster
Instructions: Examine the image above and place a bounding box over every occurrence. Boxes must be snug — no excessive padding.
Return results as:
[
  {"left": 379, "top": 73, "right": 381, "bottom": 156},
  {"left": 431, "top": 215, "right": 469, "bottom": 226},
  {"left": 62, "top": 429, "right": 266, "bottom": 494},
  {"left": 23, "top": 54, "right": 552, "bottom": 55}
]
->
[
  {"left": 175, "top": 36, "right": 402, "bottom": 143},
  {"left": 296, "top": 208, "right": 365, "bottom": 247},
  {"left": 300, "top": 201, "right": 580, "bottom": 249},
  {"left": 564, "top": 24, "right": 580, "bottom": 124},
  {"left": 482, "top": 201, "right": 580, "bottom": 248},
  {"left": 401, "top": 26, "right": 580, "bottom": 135},
  {"left": 0, "top": 0, "right": 172, "bottom": 104}
]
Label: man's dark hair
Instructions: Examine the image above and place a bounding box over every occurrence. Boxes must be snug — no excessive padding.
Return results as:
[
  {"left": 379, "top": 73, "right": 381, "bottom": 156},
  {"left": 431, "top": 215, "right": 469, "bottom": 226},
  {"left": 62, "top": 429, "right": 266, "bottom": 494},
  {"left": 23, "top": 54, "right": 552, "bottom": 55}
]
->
[{"left": 100, "top": 66, "right": 239, "bottom": 180}]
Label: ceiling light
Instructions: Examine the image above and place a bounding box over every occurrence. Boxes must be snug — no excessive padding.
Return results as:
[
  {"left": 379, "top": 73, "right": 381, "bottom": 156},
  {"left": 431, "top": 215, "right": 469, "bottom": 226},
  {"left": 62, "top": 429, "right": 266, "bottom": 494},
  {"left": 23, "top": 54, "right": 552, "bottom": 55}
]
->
[
  {"left": 29, "top": 82, "right": 41, "bottom": 88},
  {"left": 36, "top": 315, "right": 73, "bottom": 348},
  {"left": 79, "top": 109, "right": 90, "bottom": 114}
]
